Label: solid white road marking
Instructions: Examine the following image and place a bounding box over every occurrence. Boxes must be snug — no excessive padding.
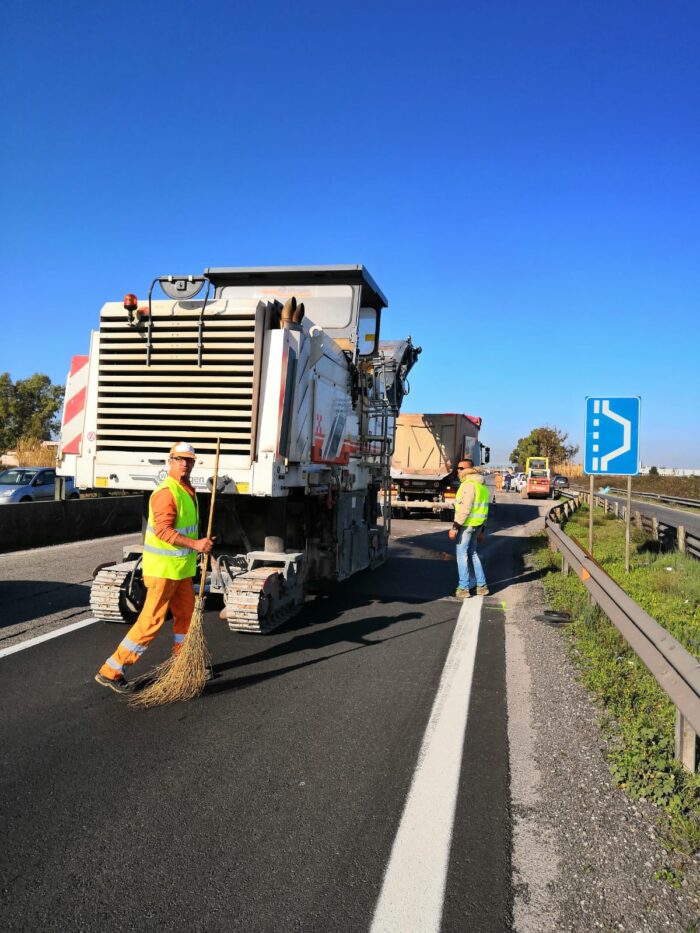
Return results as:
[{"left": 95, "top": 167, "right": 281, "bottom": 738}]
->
[
  {"left": 0, "top": 618, "right": 98, "bottom": 659},
  {"left": 370, "top": 596, "right": 482, "bottom": 933}
]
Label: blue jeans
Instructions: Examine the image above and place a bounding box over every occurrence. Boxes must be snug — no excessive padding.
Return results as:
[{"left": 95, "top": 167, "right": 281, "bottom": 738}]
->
[{"left": 456, "top": 525, "right": 486, "bottom": 591}]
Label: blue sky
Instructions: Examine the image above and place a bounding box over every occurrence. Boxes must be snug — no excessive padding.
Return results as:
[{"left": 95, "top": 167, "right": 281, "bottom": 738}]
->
[{"left": 1, "top": 0, "right": 698, "bottom": 467}]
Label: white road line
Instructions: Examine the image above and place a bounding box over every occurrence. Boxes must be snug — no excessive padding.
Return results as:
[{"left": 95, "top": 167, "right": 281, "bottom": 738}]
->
[
  {"left": 0, "top": 618, "right": 98, "bottom": 659},
  {"left": 370, "top": 596, "right": 482, "bottom": 933}
]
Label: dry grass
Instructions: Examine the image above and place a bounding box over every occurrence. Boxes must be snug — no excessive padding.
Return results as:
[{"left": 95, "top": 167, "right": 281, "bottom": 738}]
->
[
  {"left": 129, "top": 599, "right": 210, "bottom": 709},
  {"left": 13, "top": 437, "right": 58, "bottom": 467},
  {"left": 552, "top": 462, "right": 584, "bottom": 477}
]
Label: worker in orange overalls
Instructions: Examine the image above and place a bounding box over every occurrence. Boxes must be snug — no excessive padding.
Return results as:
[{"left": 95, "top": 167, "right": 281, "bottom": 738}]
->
[{"left": 95, "top": 442, "right": 215, "bottom": 694}]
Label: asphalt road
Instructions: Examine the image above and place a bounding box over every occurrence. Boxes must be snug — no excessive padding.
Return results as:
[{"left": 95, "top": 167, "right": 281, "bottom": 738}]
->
[
  {"left": 597, "top": 493, "right": 700, "bottom": 537},
  {"left": 0, "top": 490, "right": 546, "bottom": 932}
]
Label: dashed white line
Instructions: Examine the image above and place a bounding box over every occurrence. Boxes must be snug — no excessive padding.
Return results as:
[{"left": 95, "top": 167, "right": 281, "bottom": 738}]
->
[
  {"left": 0, "top": 618, "right": 99, "bottom": 659},
  {"left": 369, "top": 596, "right": 482, "bottom": 933}
]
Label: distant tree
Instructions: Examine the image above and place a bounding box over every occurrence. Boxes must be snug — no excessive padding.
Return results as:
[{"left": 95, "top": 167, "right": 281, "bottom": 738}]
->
[
  {"left": 509, "top": 426, "right": 579, "bottom": 471},
  {"left": 648, "top": 465, "right": 659, "bottom": 476},
  {"left": 0, "top": 373, "right": 64, "bottom": 450}
]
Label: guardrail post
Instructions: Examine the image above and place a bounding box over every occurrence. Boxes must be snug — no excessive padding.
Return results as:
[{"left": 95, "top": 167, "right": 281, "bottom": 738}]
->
[
  {"left": 652, "top": 516, "right": 659, "bottom": 541},
  {"left": 604, "top": 499, "right": 609, "bottom": 514},
  {"left": 614, "top": 501, "right": 619, "bottom": 517},
  {"left": 678, "top": 525, "right": 686, "bottom": 555},
  {"left": 634, "top": 510, "right": 642, "bottom": 530},
  {"left": 675, "top": 710, "right": 698, "bottom": 773}
]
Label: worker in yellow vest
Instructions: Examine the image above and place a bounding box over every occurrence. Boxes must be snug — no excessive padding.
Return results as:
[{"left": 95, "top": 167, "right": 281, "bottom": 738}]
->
[
  {"left": 95, "top": 442, "right": 215, "bottom": 693},
  {"left": 448, "top": 459, "right": 489, "bottom": 599}
]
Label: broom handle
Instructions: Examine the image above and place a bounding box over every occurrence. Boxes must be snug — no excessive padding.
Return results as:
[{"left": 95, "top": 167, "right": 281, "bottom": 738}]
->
[{"left": 198, "top": 437, "right": 221, "bottom": 594}]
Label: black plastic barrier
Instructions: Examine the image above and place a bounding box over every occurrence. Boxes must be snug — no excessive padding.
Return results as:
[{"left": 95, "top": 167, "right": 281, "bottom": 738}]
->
[{"left": 0, "top": 496, "right": 143, "bottom": 553}]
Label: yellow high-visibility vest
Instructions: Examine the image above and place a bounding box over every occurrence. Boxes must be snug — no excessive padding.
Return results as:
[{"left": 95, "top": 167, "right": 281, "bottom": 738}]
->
[
  {"left": 142, "top": 477, "right": 199, "bottom": 579},
  {"left": 456, "top": 477, "right": 489, "bottom": 527}
]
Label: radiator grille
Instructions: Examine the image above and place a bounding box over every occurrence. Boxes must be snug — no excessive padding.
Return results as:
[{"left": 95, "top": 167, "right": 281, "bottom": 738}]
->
[{"left": 96, "top": 301, "right": 260, "bottom": 459}]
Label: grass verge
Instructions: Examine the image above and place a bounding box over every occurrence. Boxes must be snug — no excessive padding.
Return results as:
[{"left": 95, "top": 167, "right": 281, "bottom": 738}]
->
[{"left": 530, "top": 505, "right": 700, "bottom": 862}]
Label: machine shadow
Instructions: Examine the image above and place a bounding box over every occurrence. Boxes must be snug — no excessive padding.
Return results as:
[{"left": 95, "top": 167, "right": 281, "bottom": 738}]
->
[
  {"left": 0, "top": 580, "right": 90, "bottom": 628},
  {"left": 206, "top": 610, "right": 454, "bottom": 696},
  {"left": 206, "top": 549, "right": 461, "bottom": 694}
]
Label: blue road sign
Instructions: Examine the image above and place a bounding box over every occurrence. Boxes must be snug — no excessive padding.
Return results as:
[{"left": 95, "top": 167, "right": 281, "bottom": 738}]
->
[{"left": 584, "top": 397, "right": 640, "bottom": 475}]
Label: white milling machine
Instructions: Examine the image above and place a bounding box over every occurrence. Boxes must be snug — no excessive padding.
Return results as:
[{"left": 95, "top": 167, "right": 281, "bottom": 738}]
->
[{"left": 58, "top": 266, "right": 421, "bottom": 633}]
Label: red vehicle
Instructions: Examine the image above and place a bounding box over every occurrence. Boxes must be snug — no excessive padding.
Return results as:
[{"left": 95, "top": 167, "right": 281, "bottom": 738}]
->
[{"left": 523, "top": 456, "right": 551, "bottom": 499}]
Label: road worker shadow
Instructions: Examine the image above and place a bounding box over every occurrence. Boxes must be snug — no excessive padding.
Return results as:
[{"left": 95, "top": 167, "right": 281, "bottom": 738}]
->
[
  {"left": 206, "top": 609, "right": 451, "bottom": 695},
  {"left": 0, "top": 579, "right": 90, "bottom": 628}
]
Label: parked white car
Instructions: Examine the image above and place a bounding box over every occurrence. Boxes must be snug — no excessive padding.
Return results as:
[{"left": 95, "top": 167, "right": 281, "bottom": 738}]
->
[{"left": 512, "top": 472, "right": 527, "bottom": 492}]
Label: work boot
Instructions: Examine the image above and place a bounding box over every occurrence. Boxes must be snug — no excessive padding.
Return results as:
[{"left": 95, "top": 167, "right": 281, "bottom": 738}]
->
[
  {"left": 94, "top": 672, "right": 132, "bottom": 694},
  {"left": 476, "top": 585, "right": 490, "bottom": 596},
  {"left": 204, "top": 664, "right": 215, "bottom": 682},
  {"left": 454, "top": 588, "right": 471, "bottom": 599}
]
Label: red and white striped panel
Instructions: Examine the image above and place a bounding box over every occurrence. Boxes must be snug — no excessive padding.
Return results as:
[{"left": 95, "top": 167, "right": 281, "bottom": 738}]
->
[{"left": 60, "top": 356, "right": 90, "bottom": 455}]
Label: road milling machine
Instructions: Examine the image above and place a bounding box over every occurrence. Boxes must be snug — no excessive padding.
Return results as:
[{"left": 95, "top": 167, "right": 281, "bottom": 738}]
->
[{"left": 58, "top": 266, "right": 420, "bottom": 633}]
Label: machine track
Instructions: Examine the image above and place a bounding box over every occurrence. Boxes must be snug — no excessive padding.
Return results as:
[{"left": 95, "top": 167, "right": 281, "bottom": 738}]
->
[
  {"left": 90, "top": 564, "right": 143, "bottom": 624},
  {"left": 225, "top": 567, "right": 301, "bottom": 634}
]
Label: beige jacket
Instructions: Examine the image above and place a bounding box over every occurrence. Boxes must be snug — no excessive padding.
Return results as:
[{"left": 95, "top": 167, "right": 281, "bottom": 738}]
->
[{"left": 453, "top": 469, "right": 486, "bottom": 526}]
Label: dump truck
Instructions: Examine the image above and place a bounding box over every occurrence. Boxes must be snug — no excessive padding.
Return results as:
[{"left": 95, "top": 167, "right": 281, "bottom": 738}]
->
[
  {"left": 57, "top": 265, "right": 420, "bottom": 633},
  {"left": 389, "top": 413, "right": 488, "bottom": 520}
]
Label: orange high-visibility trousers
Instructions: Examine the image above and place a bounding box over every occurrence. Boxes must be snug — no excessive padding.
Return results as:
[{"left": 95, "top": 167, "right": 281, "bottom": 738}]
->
[{"left": 98, "top": 576, "right": 195, "bottom": 681}]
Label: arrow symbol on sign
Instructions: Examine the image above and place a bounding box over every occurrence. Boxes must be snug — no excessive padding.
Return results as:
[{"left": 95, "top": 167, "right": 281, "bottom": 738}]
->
[{"left": 600, "top": 400, "right": 631, "bottom": 471}]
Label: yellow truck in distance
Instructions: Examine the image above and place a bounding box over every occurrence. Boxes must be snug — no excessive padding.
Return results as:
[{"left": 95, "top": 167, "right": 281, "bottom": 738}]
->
[{"left": 524, "top": 456, "right": 551, "bottom": 499}]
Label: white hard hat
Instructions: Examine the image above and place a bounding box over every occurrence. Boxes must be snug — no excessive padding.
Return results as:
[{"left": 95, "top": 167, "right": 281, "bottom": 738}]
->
[{"left": 169, "top": 442, "right": 196, "bottom": 460}]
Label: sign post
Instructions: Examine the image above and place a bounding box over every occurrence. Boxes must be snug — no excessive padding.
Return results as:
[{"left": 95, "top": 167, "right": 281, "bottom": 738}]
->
[{"left": 584, "top": 397, "right": 640, "bottom": 570}]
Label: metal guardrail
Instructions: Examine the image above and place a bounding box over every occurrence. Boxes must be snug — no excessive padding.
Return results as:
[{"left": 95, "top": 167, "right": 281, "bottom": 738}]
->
[
  {"left": 545, "top": 495, "right": 700, "bottom": 772},
  {"left": 565, "top": 489, "right": 700, "bottom": 560}
]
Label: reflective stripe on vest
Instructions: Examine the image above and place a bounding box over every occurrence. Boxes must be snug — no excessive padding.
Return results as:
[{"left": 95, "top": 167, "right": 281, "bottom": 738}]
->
[
  {"left": 142, "top": 477, "right": 199, "bottom": 580},
  {"left": 456, "top": 477, "right": 490, "bottom": 527}
]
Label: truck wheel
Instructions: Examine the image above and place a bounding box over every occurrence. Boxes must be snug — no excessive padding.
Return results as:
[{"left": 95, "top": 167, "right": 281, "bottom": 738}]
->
[{"left": 439, "top": 508, "right": 452, "bottom": 522}]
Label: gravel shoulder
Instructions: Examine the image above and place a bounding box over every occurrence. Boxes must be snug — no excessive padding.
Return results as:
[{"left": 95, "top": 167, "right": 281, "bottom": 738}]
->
[{"left": 500, "top": 497, "right": 700, "bottom": 932}]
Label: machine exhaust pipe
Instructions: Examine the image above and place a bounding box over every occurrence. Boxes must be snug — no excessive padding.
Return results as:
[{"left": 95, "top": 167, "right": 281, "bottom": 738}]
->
[{"left": 280, "top": 297, "right": 297, "bottom": 327}]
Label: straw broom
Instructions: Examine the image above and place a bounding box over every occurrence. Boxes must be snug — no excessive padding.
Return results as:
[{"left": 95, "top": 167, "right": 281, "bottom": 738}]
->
[{"left": 130, "top": 438, "right": 221, "bottom": 709}]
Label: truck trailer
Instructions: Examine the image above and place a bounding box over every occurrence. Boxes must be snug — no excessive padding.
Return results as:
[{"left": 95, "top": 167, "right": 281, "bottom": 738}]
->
[
  {"left": 389, "top": 413, "right": 488, "bottom": 520},
  {"left": 58, "top": 266, "right": 420, "bottom": 633}
]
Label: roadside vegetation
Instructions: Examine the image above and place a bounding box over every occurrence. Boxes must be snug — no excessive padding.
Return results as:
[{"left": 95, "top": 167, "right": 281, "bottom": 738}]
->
[
  {"left": 509, "top": 425, "right": 578, "bottom": 471},
  {"left": 530, "top": 505, "right": 700, "bottom": 865},
  {"left": 0, "top": 372, "right": 64, "bottom": 451},
  {"left": 11, "top": 437, "right": 58, "bottom": 467}
]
